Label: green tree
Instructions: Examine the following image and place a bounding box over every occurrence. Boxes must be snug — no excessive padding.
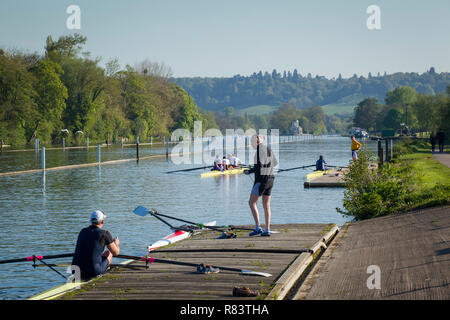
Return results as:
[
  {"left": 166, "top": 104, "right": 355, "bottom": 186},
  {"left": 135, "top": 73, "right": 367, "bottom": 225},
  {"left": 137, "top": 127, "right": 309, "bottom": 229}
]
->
[
  {"left": 30, "top": 59, "right": 68, "bottom": 143},
  {"left": 353, "top": 97, "right": 382, "bottom": 131},
  {"left": 0, "top": 52, "right": 38, "bottom": 144}
]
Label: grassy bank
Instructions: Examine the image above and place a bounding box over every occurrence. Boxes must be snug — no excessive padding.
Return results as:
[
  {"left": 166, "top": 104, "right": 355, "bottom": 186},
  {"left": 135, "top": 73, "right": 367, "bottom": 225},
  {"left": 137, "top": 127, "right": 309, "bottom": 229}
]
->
[{"left": 337, "top": 140, "right": 450, "bottom": 220}]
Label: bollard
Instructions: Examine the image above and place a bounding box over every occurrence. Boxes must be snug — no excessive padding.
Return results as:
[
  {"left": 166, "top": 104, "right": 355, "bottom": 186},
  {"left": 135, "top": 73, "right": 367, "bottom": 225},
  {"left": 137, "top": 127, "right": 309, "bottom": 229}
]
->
[
  {"left": 97, "top": 144, "right": 101, "bottom": 164},
  {"left": 62, "top": 138, "right": 65, "bottom": 150},
  {"left": 136, "top": 142, "right": 140, "bottom": 162},
  {"left": 41, "top": 147, "right": 46, "bottom": 170}
]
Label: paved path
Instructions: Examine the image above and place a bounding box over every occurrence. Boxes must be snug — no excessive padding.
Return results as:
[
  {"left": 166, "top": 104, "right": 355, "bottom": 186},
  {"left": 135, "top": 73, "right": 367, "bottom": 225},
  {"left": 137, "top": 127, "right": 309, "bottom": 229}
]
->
[
  {"left": 433, "top": 152, "right": 450, "bottom": 168},
  {"left": 294, "top": 205, "right": 450, "bottom": 300}
]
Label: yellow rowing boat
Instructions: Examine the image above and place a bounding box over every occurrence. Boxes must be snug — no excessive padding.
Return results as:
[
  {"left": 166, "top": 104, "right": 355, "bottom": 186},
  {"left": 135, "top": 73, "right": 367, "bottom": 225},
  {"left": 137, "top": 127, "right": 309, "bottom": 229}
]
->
[
  {"left": 200, "top": 167, "right": 246, "bottom": 178},
  {"left": 306, "top": 169, "right": 333, "bottom": 180}
]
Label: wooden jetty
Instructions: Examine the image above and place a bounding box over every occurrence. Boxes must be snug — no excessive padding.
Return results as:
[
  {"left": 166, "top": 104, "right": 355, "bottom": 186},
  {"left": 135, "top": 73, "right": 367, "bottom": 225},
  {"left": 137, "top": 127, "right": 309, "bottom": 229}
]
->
[
  {"left": 56, "top": 223, "right": 339, "bottom": 300},
  {"left": 303, "top": 168, "right": 348, "bottom": 188},
  {"left": 304, "top": 163, "right": 378, "bottom": 188}
]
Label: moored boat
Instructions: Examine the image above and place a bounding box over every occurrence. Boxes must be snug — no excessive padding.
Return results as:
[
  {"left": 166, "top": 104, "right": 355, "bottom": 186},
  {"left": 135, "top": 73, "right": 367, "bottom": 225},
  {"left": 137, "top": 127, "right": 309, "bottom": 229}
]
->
[
  {"left": 148, "top": 221, "right": 216, "bottom": 251},
  {"left": 306, "top": 169, "right": 333, "bottom": 180}
]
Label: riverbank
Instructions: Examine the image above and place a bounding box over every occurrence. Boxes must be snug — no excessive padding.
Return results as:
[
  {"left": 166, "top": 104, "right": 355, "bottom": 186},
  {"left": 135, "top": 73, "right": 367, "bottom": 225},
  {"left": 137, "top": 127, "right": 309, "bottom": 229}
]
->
[
  {"left": 293, "top": 205, "right": 450, "bottom": 299},
  {"left": 337, "top": 140, "right": 450, "bottom": 221}
]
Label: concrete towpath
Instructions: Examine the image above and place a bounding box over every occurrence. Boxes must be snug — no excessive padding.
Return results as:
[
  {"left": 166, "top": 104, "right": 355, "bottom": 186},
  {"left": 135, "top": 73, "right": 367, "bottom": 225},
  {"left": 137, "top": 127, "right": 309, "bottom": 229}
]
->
[
  {"left": 433, "top": 152, "right": 450, "bottom": 168},
  {"left": 293, "top": 205, "right": 450, "bottom": 300}
]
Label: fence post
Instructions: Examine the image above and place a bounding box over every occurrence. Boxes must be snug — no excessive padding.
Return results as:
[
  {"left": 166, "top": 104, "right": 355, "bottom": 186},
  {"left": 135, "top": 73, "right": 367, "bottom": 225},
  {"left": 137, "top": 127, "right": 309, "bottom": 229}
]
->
[
  {"left": 377, "top": 139, "right": 383, "bottom": 166},
  {"left": 166, "top": 137, "right": 169, "bottom": 158},
  {"left": 97, "top": 144, "right": 101, "bottom": 164},
  {"left": 385, "top": 139, "right": 389, "bottom": 162},
  {"left": 62, "top": 138, "right": 65, "bottom": 150},
  {"left": 86, "top": 136, "right": 89, "bottom": 149}
]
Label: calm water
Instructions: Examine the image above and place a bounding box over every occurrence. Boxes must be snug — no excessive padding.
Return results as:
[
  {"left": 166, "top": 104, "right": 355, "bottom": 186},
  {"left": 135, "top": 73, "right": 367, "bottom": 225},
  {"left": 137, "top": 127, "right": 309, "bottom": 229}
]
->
[{"left": 0, "top": 136, "right": 376, "bottom": 299}]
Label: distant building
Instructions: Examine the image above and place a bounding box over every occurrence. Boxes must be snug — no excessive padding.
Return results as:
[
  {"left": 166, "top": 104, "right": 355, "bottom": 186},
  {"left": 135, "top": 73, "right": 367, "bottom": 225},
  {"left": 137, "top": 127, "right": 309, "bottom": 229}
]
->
[{"left": 290, "top": 120, "right": 303, "bottom": 135}]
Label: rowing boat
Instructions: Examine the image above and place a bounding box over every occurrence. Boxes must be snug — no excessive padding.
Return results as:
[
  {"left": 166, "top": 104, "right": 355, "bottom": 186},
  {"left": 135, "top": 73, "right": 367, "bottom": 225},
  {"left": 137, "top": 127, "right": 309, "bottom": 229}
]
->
[
  {"left": 28, "top": 258, "right": 134, "bottom": 300},
  {"left": 148, "top": 221, "right": 216, "bottom": 251},
  {"left": 200, "top": 168, "right": 245, "bottom": 178},
  {"left": 306, "top": 169, "right": 333, "bottom": 180}
]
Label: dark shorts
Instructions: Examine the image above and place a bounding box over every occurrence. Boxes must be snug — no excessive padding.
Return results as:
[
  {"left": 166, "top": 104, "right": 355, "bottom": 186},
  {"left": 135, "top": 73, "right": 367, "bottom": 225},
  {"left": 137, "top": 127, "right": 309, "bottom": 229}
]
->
[
  {"left": 92, "top": 256, "right": 109, "bottom": 277},
  {"left": 251, "top": 179, "right": 274, "bottom": 196}
]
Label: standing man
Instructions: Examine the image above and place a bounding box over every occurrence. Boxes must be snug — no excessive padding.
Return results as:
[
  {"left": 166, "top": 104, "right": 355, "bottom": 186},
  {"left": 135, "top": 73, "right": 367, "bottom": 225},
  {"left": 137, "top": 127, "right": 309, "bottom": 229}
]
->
[
  {"left": 436, "top": 128, "right": 446, "bottom": 153},
  {"left": 351, "top": 135, "right": 361, "bottom": 163},
  {"left": 244, "top": 135, "right": 278, "bottom": 237},
  {"left": 72, "top": 210, "right": 120, "bottom": 280},
  {"left": 430, "top": 132, "right": 437, "bottom": 153}
]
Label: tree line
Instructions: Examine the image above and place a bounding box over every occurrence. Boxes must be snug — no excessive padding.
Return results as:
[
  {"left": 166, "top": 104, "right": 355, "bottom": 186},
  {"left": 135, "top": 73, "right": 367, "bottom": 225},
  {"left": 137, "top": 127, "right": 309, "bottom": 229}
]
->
[
  {"left": 0, "top": 34, "right": 210, "bottom": 146},
  {"left": 174, "top": 68, "right": 449, "bottom": 111},
  {"left": 213, "top": 104, "right": 347, "bottom": 135},
  {"left": 353, "top": 85, "right": 450, "bottom": 136}
]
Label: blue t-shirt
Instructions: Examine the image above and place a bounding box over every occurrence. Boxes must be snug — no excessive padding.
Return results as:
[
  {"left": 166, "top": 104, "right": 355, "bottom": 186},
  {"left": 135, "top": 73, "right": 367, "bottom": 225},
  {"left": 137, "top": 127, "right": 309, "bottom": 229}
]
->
[{"left": 316, "top": 159, "right": 326, "bottom": 171}]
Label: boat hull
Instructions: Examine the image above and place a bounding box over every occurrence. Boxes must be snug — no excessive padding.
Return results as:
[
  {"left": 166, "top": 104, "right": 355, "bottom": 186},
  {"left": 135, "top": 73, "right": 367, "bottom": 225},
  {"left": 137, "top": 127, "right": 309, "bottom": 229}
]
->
[
  {"left": 200, "top": 168, "right": 245, "bottom": 178},
  {"left": 306, "top": 169, "right": 333, "bottom": 180},
  {"left": 148, "top": 221, "right": 216, "bottom": 252}
]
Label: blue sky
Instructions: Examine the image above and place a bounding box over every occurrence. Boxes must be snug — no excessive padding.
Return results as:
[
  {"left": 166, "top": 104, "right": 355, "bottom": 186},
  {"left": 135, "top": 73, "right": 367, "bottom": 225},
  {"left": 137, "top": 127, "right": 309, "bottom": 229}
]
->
[{"left": 1, "top": 0, "right": 449, "bottom": 78}]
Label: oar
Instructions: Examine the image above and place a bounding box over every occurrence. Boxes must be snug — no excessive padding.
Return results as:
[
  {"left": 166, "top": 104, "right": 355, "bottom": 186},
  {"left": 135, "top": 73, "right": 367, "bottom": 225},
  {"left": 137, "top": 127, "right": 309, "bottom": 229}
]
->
[
  {"left": 134, "top": 206, "right": 254, "bottom": 232},
  {"left": 276, "top": 164, "right": 316, "bottom": 172},
  {"left": 166, "top": 165, "right": 213, "bottom": 174},
  {"left": 0, "top": 253, "right": 74, "bottom": 265},
  {"left": 117, "top": 254, "right": 272, "bottom": 277}
]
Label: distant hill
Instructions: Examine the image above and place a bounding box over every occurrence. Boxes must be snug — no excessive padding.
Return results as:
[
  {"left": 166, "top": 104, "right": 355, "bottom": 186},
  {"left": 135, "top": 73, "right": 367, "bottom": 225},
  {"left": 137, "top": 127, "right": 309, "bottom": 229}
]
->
[
  {"left": 173, "top": 68, "right": 449, "bottom": 112},
  {"left": 236, "top": 105, "right": 278, "bottom": 116},
  {"left": 321, "top": 103, "right": 355, "bottom": 116}
]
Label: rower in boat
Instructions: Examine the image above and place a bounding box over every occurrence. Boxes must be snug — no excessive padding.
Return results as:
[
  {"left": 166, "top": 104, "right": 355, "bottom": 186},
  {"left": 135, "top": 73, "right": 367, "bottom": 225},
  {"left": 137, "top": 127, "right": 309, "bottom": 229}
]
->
[
  {"left": 230, "top": 154, "right": 243, "bottom": 168},
  {"left": 213, "top": 155, "right": 223, "bottom": 171},
  {"left": 71, "top": 210, "right": 120, "bottom": 280},
  {"left": 222, "top": 156, "right": 231, "bottom": 170},
  {"left": 315, "top": 155, "right": 327, "bottom": 171}
]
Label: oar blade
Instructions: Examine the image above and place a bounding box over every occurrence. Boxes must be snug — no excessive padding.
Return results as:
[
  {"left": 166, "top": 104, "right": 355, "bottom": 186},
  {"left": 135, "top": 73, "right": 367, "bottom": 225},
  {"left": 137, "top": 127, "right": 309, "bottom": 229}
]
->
[
  {"left": 133, "top": 206, "right": 150, "bottom": 217},
  {"left": 241, "top": 269, "right": 272, "bottom": 277}
]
